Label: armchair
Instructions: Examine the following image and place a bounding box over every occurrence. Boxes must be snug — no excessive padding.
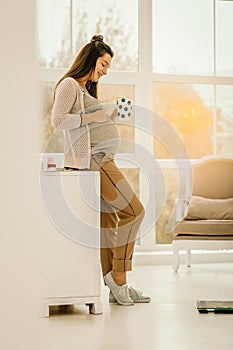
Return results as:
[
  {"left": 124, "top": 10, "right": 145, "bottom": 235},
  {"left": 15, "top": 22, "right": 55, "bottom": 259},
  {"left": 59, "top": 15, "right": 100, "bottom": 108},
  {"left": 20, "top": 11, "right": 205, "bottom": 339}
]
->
[{"left": 172, "top": 156, "right": 233, "bottom": 272}]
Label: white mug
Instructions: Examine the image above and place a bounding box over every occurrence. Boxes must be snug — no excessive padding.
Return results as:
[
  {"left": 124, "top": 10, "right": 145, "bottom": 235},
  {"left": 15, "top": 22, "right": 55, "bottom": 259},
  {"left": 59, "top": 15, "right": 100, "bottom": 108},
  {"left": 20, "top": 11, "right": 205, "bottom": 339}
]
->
[{"left": 116, "top": 98, "right": 133, "bottom": 121}]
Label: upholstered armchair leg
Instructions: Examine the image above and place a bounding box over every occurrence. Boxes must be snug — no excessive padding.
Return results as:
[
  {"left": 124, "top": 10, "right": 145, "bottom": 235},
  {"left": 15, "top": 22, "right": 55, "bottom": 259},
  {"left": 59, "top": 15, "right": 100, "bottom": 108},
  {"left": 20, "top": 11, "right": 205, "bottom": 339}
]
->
[
  {"left": 186, "top": 249, "right": 191, "bottom": 268},
  {"left": 173, "top": 242, "right": 180, "bottom": 273}
]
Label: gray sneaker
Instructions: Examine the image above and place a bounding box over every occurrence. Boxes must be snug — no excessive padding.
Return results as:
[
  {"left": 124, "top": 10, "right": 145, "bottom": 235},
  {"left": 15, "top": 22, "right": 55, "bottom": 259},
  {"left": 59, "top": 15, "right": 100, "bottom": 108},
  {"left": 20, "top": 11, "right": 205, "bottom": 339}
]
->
[
  {"left": 104, "top": 272, "right": 134, "bottom": 306},
  {"left": 109, "top": 286, "right": 151, "bottom": 303}
]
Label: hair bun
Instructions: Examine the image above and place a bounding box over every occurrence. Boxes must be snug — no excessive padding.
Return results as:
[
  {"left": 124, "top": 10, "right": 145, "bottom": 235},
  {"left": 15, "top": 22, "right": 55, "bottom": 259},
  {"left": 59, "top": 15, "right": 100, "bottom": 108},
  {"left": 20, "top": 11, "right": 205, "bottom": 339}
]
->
[{"left": 91, "top": 35, "right": 104, "bottom": 43}]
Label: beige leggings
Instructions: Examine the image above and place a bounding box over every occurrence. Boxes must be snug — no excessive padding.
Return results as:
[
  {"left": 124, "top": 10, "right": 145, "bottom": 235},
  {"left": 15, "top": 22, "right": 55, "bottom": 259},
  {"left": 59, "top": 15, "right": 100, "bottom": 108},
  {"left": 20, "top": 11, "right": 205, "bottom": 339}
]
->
[{"left": 90, "top": 154, "right": 145, "bottom": 277}]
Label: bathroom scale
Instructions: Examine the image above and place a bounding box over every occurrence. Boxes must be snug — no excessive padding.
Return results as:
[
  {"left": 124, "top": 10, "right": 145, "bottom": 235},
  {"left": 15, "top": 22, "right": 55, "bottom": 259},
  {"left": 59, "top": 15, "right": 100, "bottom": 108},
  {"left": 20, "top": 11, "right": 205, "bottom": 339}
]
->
[{"left": 197, "top": 300, "right": 233, "bottom": 313}]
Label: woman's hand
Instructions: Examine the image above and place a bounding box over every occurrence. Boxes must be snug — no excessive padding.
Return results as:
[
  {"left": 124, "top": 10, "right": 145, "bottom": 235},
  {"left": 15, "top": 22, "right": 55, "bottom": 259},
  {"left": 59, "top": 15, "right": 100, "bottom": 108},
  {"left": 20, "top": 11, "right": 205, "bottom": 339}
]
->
[
  {"left": 92, "top": 110, "right": 111, "bottom": 123},
  {"left": 80, "top": 109, "right": 112, "bottom": 126},
  {"left": 110, "top": 108, "right": 118, "bottom": 122}
]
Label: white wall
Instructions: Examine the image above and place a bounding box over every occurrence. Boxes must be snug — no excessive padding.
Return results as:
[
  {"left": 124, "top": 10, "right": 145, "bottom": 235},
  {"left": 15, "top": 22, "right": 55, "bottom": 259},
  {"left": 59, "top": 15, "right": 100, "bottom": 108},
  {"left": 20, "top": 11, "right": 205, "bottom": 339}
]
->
[{"left": 0, "top": 1, "right": 46, "bottom": 349}]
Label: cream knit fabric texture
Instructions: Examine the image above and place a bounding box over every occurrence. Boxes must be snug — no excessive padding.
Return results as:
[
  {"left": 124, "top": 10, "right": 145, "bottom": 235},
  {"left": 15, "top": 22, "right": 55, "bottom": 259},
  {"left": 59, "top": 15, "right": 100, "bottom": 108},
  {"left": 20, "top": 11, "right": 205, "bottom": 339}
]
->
[{"left": 52, "top": 77, "right": 91, "bottom": 169}]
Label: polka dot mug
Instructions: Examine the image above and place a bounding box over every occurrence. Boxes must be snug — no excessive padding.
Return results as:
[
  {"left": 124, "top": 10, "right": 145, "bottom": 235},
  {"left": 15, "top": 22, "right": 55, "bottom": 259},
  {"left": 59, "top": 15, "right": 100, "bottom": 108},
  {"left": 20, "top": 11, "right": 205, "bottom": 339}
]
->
[{"left": 116, "top": 97, "right": 133, "bottom": 121}]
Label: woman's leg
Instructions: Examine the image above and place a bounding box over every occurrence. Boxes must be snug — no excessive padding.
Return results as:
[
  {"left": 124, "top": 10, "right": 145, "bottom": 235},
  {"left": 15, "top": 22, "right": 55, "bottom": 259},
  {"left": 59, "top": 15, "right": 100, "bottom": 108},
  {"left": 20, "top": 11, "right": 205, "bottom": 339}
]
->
[
  {"left": 100, "top": 199, "right": 118, "bottom": 277},
  {"left": 91, "top": 157, "right": 145, "bottom": 279},
  {"left": 90, "top": 155, "right": 119, "bottom": 277},
  {"left": 90, "top": 156, "right": 151, "bottom": 304}
]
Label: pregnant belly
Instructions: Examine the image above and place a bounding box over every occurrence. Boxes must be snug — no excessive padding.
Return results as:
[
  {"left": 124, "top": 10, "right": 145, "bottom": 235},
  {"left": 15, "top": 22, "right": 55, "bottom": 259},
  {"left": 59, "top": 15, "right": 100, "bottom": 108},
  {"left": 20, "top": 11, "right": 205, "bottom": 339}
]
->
[{"left": 90, "top": 121, "right": 120, "bottom": 153}]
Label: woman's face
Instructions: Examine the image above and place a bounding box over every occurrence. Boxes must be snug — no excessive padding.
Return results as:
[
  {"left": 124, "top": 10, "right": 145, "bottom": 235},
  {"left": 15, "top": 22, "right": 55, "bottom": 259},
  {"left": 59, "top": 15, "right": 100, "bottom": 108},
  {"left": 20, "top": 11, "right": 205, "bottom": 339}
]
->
[{"left": 91, "top": 53, "right": 112, "bottom": 82}]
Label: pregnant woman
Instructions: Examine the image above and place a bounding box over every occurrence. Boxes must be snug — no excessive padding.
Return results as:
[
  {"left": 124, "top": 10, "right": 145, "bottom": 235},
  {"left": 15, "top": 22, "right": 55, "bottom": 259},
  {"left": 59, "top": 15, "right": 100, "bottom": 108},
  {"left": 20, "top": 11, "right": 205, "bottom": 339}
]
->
[{"left": 52, "top": 35, "right": 150, "bottom": 306}]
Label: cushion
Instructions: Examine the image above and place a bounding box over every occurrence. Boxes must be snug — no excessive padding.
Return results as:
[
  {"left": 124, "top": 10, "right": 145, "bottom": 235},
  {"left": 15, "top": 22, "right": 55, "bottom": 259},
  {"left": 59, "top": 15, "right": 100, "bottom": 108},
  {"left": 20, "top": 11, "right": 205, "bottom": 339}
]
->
[
  {"left": 185, "top": 196, "right": 233, "bottom": 220},
  {"left": 174, "top": 220, "right": 233, "bottom": 236}
]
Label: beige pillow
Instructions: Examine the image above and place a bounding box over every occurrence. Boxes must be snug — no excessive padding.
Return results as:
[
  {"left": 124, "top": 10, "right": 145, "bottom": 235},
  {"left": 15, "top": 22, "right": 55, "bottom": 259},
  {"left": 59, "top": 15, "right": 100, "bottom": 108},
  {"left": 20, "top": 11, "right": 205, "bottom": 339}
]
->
[{"left": 185, "top": 196, "right": 233, "bottom": 220}]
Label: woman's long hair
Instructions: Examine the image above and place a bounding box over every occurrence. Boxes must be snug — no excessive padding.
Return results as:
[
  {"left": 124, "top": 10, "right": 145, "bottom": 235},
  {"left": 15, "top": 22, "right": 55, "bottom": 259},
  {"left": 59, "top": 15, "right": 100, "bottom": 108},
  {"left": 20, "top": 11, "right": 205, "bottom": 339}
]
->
[{"left": 55, "top": 35, "right": 113, "bottom": 98}]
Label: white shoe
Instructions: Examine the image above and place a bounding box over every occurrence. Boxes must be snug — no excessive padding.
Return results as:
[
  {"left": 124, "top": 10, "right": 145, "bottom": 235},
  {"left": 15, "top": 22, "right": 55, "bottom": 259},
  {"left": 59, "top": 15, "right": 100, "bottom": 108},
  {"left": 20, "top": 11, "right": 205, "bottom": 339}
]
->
[
  {"left": 104, "top": 272, "right": 134, "bottom": 306},
  {"left": 109, "top": 286, "right": 151, "bottom": 303}
]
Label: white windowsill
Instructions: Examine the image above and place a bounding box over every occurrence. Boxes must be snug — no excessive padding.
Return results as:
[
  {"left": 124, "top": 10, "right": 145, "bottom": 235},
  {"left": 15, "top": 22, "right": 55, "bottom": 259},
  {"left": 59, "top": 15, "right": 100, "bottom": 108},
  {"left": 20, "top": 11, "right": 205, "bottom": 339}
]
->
[{"left": 134, "top": 249, "right": 233, "bottom": 266}]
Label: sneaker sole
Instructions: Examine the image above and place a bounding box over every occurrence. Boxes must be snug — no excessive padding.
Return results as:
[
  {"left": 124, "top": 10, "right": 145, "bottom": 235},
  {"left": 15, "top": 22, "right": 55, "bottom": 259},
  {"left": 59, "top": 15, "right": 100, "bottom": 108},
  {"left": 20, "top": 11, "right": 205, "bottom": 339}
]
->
[{"left": 110, "top": 298, "right": 151, "bottom": 303}]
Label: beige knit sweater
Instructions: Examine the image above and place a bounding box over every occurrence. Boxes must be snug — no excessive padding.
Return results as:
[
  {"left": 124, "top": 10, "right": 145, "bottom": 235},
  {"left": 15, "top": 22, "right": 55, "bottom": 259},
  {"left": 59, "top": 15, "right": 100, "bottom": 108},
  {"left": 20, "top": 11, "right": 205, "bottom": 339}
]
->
[{"left": 52, "top": 77, "right": 91, "bottom": 169}]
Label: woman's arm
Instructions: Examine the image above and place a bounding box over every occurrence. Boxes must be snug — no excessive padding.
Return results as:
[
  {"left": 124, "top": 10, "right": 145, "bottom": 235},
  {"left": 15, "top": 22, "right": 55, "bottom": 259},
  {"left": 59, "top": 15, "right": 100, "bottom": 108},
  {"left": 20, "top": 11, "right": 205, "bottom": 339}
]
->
[
  {"left": 52, "top": 78, "right": 110, "bottom": 130},
  {"left": 52, "top": 78, "right": 83, "bottom": 130},
  {"left": 81, "top": 110, "right": 111, "bottom": 126}
]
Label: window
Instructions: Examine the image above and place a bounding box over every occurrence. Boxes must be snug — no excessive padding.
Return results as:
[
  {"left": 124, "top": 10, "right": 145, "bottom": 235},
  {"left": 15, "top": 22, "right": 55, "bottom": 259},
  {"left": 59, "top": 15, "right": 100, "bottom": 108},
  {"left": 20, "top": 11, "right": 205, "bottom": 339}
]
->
[
  {"left": 216, "top": 0, "right": 233, "bottom": 76},
  {"left": 216, "top": 85, "right": 233, "bottom": 153},
  {"left": 37, "top": 0, "right": 138, "bottom": 71},
  {"left": 37, "top": 0, "right": 71, "bottom": 68},
  {"left": 153, "top": 82, "right": 214, "bottom": 159},
  {"left": 153, "top": 0, "right": 214, "bottom": 75}
]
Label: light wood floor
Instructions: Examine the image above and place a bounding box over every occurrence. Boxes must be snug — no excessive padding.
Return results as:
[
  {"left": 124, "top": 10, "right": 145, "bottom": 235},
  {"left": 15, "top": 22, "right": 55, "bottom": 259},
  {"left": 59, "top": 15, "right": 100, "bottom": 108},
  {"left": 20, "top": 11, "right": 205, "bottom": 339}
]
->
[{"left": 43, "top": 263, "right": 233, "bottom": 350}]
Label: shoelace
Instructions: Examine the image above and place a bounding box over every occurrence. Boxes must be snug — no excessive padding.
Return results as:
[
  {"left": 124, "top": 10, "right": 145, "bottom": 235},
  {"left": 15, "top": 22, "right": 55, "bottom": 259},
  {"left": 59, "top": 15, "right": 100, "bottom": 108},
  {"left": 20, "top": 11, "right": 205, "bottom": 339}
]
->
[
  {"left": 129, "top": 287, "right": 143, "bottom": 298},
  {"left": 119, "top": 285, "right": 130, "bottom": 298}
]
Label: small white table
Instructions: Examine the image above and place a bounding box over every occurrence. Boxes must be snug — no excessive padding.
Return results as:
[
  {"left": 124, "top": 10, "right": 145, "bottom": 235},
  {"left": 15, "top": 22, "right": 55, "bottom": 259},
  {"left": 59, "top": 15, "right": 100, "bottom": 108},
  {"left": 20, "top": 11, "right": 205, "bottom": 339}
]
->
[{"left": 40, "top": 170, "right": 102, "bottom": 316}]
